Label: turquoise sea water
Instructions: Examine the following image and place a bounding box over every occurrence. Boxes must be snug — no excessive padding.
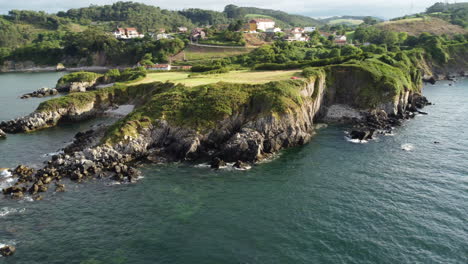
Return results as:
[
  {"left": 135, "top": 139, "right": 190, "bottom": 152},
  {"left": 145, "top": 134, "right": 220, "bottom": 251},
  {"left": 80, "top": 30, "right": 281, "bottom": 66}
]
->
[{"left": 0, "top": 73, "right": 467, "bottom": 263}]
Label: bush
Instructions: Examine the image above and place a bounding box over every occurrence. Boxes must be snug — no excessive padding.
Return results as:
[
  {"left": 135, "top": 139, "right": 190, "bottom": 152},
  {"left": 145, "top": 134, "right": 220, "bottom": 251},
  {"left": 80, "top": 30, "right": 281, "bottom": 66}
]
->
[
  {"left": 118, "top": 67, "right": 147, "bottom": 82},
  {"left": 191, "top": 65, "right": 223, "bottom": 72}
]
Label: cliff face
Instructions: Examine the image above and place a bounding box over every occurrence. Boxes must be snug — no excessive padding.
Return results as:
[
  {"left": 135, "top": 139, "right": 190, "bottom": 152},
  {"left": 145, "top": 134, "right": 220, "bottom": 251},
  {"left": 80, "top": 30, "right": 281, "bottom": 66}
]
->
[{"left": 141, "top": 75, "right": 328, "bottom": 162}]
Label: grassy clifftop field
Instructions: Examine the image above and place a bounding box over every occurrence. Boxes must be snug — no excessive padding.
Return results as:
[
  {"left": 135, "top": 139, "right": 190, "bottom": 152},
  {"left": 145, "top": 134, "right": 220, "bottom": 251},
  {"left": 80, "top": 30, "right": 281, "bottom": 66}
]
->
[{"left": 376, "top": 17, "right": 467, "bottom": 36}]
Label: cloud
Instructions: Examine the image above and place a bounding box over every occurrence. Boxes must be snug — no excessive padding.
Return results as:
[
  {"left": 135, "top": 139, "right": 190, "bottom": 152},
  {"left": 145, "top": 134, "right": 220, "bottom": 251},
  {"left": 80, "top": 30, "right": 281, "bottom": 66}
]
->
[{"left": 0, "top": 0, "right": 438, "bottom": 19}]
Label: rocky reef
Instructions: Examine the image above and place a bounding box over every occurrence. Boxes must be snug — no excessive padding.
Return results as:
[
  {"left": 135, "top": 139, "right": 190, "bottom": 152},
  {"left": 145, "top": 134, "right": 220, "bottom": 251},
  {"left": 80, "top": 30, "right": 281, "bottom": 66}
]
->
[
  {"left": 20, "top": 87, "right": 59, "bottom": 99},
  {"left": 0, "top": 245, "right": 16, "bottom": 257}
]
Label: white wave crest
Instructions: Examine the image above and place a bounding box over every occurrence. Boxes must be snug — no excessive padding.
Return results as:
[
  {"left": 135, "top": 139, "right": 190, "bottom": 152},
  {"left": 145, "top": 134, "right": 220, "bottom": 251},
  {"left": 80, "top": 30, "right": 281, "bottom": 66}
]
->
[
  {"left": 401, "top": 143, "right": 414, "bottom": 151},
  {"left": 0, "top": 207, "right": 26, "bottom": 217},
  {"left": 345, "top": 137, "right": 368, "bottom": 144}
]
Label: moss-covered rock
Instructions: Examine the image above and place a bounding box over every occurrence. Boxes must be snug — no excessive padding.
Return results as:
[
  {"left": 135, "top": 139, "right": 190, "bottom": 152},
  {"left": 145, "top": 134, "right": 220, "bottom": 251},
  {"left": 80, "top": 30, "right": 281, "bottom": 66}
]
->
[{"left": 56, "top": 71, "right": 102, "bottom": 92}]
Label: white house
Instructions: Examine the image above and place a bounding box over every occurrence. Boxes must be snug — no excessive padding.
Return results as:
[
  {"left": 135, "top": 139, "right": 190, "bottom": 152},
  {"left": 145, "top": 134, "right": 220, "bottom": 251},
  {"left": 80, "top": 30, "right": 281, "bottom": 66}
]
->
[
  {"left": 265, "top": 27, "right": 282, "bottom": 33},
  {"left": 156, "top": 33, "right": 174, "bottom": 40},
  {"left": 287, "top": 27, "right": 308, "bottom": 41},
  {"left": 335, "top": 35, "right": 347, "bottom": 41},
  {"left": 304, "top": 27, "right": 316, "bottom": 33},
  {"left": 249, "top": 19, "right": 276, "bottom": 32},
  {"left": 113, "top": 28, "right": 145, "bottom": 39}
]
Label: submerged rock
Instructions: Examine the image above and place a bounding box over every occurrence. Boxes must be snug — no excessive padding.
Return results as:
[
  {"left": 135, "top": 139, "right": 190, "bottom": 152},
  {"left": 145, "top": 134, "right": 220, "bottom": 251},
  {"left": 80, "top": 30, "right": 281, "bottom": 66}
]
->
[
  {"left": 55, "top": 183, "right": 65, "bottom": 193},
  {"left": 0, "top": 245, "right": 16, "bottom": 257}
]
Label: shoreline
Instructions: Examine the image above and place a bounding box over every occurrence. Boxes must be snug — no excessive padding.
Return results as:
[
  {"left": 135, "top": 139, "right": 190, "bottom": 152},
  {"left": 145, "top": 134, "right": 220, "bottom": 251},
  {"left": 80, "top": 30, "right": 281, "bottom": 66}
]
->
[{"left": 0, "top": 65, "right": 132, "bottom": 74}]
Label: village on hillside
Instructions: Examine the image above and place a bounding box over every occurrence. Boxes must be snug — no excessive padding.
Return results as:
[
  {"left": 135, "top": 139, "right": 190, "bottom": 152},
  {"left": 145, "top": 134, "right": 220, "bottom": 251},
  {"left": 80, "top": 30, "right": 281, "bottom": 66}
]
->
[{"left": 112, "top": 18, "right": 351, "bottom": 70}]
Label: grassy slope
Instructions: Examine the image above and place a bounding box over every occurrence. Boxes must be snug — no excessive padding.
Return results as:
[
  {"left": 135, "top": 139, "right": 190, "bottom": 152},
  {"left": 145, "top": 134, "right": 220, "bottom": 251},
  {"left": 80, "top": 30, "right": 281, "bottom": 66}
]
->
[
  {"left": 376, "top": 17, "right": 467, "bottom": 36},
  {"left": 328, "top": 19, "right": 363, "bottom": 25},
  {"left": 171, "top": 45, "right": 254, "bottom": 63},
  {"left": 134, "top": 70, "right": 301, "bottom": 87}
]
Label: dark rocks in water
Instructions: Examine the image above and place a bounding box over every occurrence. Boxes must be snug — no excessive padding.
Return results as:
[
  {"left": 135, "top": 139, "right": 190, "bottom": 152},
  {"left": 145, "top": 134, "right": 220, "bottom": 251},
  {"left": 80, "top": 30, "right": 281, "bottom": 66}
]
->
[
  {"left": 33, "top": 194, "right": 43, "bottom": 201},
  {"left": 21, "top": 87, "right": 58, "bottom": 99},
  {"left": 210, "top": 157, "right": 226, "bottom": 169},
  {"left": 63, "top": 128, "right": 108, "bottom": 154},
  {"left": 0, "top": 245, "right": 16, "bottom": 257},
  {"left": 55, "top": 183, "right": 65, "bottom": 192},
  {"left": 412, "top": 94, "right": 431, "bottom": 109},
  {"left": 234, "top": 160, "right": 248, "bottom": 169},
  {"left": 349, "top": 130, "right": 374, "bottom": 141},
  {"left": 2, "top": 186, "right": 26, "bottom": 195},
  {"left": 417, "top": 111, "right": 428, "bottom": 115},
  {"left": 13, "top": 165, "right": 35, "bottom": 182},
  {"left": 423, "top": 76, "right": 436, "bottom": 85},
  {"left": 0, "top": 129, "right": 6, "bottom": 139},
  {"left": 11, "top": 191, "right": 24, "bottom": 199}
]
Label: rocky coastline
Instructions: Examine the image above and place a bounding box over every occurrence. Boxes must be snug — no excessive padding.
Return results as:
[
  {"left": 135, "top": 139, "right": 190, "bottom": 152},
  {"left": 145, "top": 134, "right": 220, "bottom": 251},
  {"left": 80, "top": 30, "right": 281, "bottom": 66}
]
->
[{"left": 0, "top": 53, "right": 466, "bottom": 201}]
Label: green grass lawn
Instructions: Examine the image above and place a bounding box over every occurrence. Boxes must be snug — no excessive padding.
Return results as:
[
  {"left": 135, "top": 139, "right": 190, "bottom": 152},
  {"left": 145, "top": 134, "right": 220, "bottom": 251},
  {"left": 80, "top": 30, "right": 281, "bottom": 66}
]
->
[
  {"left": 134, "top": 70, "right": 302, "bottom": 87},
  {"left": 178, "top": 45, "right": 254, "bottom": 62}
]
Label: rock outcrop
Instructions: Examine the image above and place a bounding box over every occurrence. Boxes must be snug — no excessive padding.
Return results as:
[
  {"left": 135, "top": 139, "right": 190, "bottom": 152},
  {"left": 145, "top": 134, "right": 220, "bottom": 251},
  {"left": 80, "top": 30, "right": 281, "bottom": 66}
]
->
[
  {"left": 0, "top": 245, "right": 16, "bottom": 257},
  {"left": 0, "top": 102, "right": 97, "bottom": 133},
  {"left": 56, "top": 81, "right": 97, "bottom": 93},
  {"left": 21, "top": 87, "right": 58, "bottom": 99}
]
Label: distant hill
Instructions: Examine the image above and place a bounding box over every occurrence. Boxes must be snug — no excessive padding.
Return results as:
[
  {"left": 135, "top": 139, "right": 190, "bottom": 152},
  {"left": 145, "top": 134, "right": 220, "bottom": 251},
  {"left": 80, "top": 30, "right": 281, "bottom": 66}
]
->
[
  {"left": 376, "top": 17, "right": 467, "bottom": 36},
  {"left": 320, "top": 16, "right": 383, "bottom": 26},
  {"left": 223, "top": 5, "right": 323, "bottom": 27}
]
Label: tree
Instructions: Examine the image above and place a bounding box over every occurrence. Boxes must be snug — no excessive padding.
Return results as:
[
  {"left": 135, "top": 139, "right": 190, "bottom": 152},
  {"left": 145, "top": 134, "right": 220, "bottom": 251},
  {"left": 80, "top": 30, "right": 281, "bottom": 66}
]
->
[
  {"left": 363, "top": 16, "right": 378, "bottom": 25},
  {"left": 140, "top": 53, "right": 154, "bottom": 66}
]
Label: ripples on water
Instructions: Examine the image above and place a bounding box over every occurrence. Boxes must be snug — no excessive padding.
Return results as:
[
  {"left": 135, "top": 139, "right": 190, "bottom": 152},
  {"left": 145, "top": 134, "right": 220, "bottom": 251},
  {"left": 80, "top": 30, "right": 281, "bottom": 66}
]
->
[{"left": 0, "top": 73, "right": 467, "bottom": 263}]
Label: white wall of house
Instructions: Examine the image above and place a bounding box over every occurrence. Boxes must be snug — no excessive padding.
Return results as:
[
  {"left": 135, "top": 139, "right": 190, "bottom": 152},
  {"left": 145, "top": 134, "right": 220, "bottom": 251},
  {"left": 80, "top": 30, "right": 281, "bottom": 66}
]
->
[{"left": 257, "top": 21, "right": 276, "bottom": 31}]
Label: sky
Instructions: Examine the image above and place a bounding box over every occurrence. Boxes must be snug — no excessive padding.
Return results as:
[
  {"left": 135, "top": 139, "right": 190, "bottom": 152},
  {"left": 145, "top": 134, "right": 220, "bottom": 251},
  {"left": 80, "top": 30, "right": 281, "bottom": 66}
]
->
[{"left": 0, "top": 0, "right": 443, "bottom": 19}]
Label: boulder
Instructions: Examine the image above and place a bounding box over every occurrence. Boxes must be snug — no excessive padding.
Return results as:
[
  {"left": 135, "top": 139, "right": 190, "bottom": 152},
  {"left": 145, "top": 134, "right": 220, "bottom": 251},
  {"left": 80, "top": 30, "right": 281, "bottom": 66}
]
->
[
  {"left": 349, "top": 130, "right": 374, "bottom": 141},
  {"left": 233, "top": 160, "right": 248, "bottom": 170},
  {"left": 55, "top": 183, "right": 65, "bottom": 193},
  {"left": 210, "top": 157, "right": 226, "bottom": 169},
  {"left": 0, "top": 245, "right": 16, "bottom": 257},
  {"left": 0, "top": 129, "right": 6, "bottom": 139}
]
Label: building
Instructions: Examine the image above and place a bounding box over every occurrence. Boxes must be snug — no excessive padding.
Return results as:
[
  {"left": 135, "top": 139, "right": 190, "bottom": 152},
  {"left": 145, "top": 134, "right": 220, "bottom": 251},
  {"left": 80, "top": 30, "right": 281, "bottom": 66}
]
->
[
  {"left": 249, "top": 19, "right": 276, "bottom": 32},
  {"left": 146, "top": 64, "right": 172, "bottom": 71},
  {"left": 113, "top": 28, "right": 145, "bottom": 39},
  {"left": 190, "top": 28, "right": 206, "bottom": 41},
  {"left": 156, "top": 33, "right": 174, "bottom": 40},
  {"left": 335, "top": 35, "right": 347, "bottom": 41},
  {"left": 304, "top": 27, "right": 316, "bottom": 33},
  {"left": 334, "top": 35, "right": 348, "bottom": 45},
  {"left": 287, "top": 27, "right": 308, "bottom": 41},
  {"left": 265, "top": 27, "right": 282, "bottom": 33},
  {"left": 178, "top": 27, "right": 188, "bottom": 33}
]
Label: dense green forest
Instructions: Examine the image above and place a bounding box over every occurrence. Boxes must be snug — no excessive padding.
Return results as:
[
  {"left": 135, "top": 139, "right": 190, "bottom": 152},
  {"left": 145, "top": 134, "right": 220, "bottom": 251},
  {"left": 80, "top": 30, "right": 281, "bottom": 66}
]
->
[{"left": 223, "top": 5, "right": 323, "bottom": 27}]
